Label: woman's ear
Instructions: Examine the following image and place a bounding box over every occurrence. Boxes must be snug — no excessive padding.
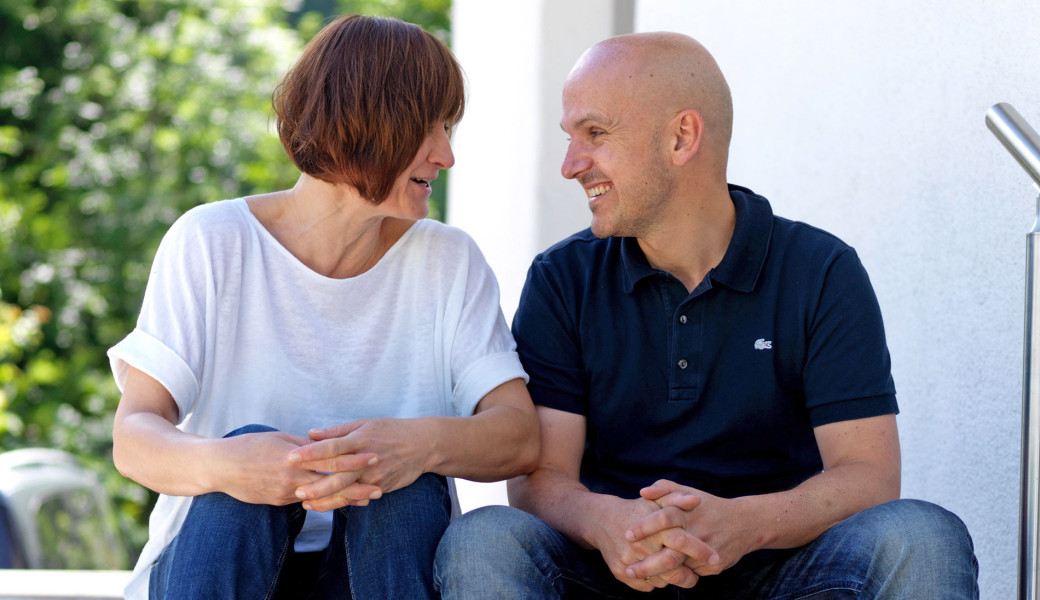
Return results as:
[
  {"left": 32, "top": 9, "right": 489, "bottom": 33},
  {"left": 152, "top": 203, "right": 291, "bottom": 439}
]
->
[{"left": 670, "top": 109, "right": 704, "bottom": 166}]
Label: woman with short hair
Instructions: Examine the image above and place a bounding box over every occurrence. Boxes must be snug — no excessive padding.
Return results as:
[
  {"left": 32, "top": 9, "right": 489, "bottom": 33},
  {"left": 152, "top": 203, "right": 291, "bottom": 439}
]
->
[{"left": 109, "top": 15, "right": 538, "bottom": 599}]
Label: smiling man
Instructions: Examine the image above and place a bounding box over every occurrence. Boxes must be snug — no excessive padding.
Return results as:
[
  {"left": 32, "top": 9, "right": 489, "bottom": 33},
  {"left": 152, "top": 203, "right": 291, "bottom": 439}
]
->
[{"left": 434, "top": 32, "right": 979, "bottom": 599}]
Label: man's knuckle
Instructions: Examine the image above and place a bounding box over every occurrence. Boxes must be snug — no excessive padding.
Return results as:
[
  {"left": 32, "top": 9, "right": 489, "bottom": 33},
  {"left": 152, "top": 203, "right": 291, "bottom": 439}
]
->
[
  {"left": 662, "top": 530, "right": 682, "bottom": 547},
  {"left": 664, "top": 552, "right": 682, "bottom": 569}
]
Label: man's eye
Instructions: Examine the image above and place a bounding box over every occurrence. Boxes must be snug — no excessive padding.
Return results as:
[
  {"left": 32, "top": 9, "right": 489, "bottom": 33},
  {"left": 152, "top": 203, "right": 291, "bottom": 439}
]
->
[{"left": 590, "top": 130, "right": 604, "bottom": 137}]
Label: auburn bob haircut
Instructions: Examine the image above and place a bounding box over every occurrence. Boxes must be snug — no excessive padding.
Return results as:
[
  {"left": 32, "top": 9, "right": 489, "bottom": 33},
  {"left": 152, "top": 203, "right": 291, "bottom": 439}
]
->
[{"left": 273, "top": 15, "right": 465, "bottom": 203}]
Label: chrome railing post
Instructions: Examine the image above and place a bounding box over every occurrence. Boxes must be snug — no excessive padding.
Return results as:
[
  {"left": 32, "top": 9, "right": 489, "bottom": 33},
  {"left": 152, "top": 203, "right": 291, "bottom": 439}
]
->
[
  {"left": 987, "top": 102, "right": 1040, "bottom": 600},
  {"left": 1022, "top": 193, "right": 1040, "bottom": 600}
]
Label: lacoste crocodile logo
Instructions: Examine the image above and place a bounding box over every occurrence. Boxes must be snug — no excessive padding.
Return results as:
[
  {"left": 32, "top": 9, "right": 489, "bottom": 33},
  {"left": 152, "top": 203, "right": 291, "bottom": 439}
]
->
[{"left": 754, "top": 338, "right": 773, "bottom": 350}]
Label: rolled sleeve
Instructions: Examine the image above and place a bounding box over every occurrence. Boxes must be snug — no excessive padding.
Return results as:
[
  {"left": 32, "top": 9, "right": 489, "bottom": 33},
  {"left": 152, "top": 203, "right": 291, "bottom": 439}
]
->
[
  {"left": 451, "top": 350, "right": 528, "bottom": 417},
  {"left": 107, "top": 328, "right": 200, "bottom": 422}
]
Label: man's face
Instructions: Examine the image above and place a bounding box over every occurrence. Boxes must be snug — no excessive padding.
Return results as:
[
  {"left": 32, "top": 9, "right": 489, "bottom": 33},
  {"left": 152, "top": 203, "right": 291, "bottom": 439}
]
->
[{"left": 559, "top": 65, "right": 675, "bottom": 239}]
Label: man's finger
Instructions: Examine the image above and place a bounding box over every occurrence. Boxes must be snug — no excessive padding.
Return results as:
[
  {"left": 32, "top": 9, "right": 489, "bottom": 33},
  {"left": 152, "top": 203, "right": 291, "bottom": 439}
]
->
[
  {"left": 651, "top": 491, "right": 701, "bottom": 511},
  {"left": 658, "top": 566, "right": 700, "bottom": 589},
  {"left": 625, "top": 506, "right": 686, "bottom": 542},
  {"left": 639, "top": 479, "right": 683, "bottom": 500},
  {"left": 623, "top": 547, "right": 691, "bottom": 580},
  {"left": 657, "top": 527, "right": 720, "bottom": 571}
]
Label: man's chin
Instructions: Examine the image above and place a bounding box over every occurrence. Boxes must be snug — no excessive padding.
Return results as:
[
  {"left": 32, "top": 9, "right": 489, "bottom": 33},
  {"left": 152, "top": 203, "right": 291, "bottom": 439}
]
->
[{"left": 589, "top": 220, "right": 624, "bottom": 239}]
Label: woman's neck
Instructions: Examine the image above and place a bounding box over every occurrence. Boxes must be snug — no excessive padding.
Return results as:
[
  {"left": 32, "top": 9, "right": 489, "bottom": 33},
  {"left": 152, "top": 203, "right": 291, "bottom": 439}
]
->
[{"left": 246, "top": 174, "right": 414, "bottom": 279}]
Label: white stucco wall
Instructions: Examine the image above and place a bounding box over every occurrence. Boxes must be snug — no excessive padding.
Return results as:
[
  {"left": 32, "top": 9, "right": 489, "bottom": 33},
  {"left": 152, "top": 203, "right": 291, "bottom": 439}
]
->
[{"left": 451, "top": 1, "right": 1039, "bottom": 597}]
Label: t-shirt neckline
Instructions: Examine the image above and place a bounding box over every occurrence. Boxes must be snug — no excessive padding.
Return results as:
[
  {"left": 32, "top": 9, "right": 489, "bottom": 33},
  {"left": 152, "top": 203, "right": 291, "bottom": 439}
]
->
[{"left": 232, "top": 197, "right": 421, "bottom": 283}]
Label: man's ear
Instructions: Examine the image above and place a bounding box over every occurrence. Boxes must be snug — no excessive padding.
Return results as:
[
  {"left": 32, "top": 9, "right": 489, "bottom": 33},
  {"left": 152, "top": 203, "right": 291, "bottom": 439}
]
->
[{"left": 670, "top": 109, "right": 704, "bottom": 166}]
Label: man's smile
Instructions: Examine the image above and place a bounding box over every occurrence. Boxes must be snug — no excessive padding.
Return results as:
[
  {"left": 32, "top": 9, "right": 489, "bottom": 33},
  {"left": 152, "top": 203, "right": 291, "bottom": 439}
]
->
[{"left": 585, "top": 183, "right": 613, "bottom": 199}]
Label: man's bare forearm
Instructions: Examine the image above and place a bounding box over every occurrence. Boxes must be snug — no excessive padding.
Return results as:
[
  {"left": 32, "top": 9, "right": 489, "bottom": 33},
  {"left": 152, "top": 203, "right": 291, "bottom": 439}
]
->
[{"left": 509, "top": 467, "right": 608, "bottom": 549}]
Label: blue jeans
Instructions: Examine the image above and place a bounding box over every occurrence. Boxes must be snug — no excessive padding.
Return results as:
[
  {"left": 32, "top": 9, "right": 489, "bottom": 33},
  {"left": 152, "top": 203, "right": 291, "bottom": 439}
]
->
[
  {"left": 434, "top": 499, "right": 979, "bottom": 599},
  {"left": 149, "top": 425, "right": 451, "bottom": 600}
]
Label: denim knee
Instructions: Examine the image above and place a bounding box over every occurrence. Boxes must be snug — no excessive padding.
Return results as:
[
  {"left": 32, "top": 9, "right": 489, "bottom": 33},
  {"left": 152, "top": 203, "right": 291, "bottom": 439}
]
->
[
  {"left": 855, "top": 499, "right": 975, "bottom": 558},
  {"left": 325, "top": 473, "right": 450, "bottom": 600},
  {"left": 436, "top": 506, "right": 531, "bottom": 568},
  {"left": 435, "top": 506, "right": 560, "bottom": 598},
  {"left": 223, "top": 423, "right": 278, "bottom": 438},
  {"left": 841, "top": 499, "right": 979, "bottom": 598}
]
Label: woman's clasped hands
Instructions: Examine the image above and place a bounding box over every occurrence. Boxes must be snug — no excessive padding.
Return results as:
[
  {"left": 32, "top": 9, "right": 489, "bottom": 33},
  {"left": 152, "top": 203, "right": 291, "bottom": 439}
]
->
[{"left": 287, "top": 417, "right": 430, "bottom": 511}]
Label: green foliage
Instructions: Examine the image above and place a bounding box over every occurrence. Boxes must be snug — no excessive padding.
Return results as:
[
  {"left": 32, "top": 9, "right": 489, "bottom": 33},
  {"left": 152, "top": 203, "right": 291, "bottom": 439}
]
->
[
  {"left": 336, "top": 0, "right": 451, "bottom": 43},
  {"left": 0, "top": 0, "right": 302, "bottom": 562}
]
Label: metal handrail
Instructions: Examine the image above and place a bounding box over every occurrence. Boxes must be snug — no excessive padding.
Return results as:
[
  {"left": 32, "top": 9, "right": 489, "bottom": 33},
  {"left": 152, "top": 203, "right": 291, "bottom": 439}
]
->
[
  {"left": 987, "top": 102, "right": 1040, "bottom": 600},
  {"left": 988, "top": 103, "right": 1040, "bottom": 190}
]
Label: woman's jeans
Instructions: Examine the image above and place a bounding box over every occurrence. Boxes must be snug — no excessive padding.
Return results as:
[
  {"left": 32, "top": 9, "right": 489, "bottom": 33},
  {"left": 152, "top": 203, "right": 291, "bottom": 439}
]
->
[
  {"left": 149, "top": 425, "right": 451, "bottom": 600},
  {"left": 434, "top": 499, "right": 979, "bottom": 599}
]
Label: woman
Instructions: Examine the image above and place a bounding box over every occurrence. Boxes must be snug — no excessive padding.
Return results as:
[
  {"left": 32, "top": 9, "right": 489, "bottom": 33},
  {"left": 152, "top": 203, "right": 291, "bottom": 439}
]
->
[{"left": 109, "top": 15, "right": 538, "bottom": 600}]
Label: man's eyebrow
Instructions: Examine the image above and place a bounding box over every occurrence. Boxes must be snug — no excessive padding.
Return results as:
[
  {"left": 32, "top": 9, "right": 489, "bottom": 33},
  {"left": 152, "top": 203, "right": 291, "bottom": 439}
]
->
[{"left": 561, "top": 114, "right": 611, "bottom": 133}]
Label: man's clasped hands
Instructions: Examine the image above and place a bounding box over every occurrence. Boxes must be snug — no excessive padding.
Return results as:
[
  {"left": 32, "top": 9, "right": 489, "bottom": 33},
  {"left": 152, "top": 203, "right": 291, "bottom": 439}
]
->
[{"left": 601, "top": 480, "right": 760, "bottom": 592}]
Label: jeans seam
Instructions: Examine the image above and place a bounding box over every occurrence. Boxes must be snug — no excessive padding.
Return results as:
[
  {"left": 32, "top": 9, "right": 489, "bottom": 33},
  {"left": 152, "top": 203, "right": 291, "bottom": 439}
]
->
[
  {"left": 768, "top": 579, "right": 862, "bottom": 600},
  {"left": 262, "top": 517, "right": 296, "bottom": 600},
  {"left": 341, "top": 506, "right": 356, "bottom": 600}
]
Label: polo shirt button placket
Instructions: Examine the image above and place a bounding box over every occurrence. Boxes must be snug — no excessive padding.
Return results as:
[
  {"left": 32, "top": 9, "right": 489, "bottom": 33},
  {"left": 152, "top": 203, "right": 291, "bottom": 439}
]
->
[{"left": 679, "top": 314, "right": 688, "bottom": 324}]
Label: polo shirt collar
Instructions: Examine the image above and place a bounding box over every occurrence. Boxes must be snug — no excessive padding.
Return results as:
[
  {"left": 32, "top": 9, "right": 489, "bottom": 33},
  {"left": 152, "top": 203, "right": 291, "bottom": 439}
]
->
[{"left": 619, "top": 184, "right": 773, "bottom": 294}]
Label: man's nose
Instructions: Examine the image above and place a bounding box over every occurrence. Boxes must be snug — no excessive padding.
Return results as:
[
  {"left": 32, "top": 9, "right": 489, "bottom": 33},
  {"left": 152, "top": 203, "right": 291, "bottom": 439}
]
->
[{"left": 561, "top": 142, "right": 591, "bottom": 180}]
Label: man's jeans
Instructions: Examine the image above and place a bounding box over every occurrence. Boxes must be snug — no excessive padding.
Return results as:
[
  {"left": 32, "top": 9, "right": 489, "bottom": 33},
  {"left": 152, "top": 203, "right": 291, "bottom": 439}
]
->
[
  {"left": 434, "top": 499, "right": 979, "bottom": 599},
  {"left": 149, "top": 425, "right": 451, "bottom": 600}
]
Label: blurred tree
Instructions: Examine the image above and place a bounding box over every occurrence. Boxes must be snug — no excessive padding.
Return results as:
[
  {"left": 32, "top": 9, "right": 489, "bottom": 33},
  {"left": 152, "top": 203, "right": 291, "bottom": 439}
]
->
[
  {"left": 0, "top": 0, "right": 302, "bottom": 561},
  {"left": 336, "top": 0, "right": 450, "bottom": 43}
]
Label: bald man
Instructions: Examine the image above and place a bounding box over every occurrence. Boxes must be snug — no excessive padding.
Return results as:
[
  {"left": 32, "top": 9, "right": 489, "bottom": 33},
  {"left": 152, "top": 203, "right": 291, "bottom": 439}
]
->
[{"left": 434, "top": 33, "right": 978, "bottom": 599}]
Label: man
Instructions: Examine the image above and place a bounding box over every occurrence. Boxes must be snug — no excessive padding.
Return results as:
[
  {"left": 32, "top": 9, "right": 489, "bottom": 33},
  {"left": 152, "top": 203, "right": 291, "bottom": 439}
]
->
[{"left": 435, "top": 32, "right": 978, "bottom": 599}]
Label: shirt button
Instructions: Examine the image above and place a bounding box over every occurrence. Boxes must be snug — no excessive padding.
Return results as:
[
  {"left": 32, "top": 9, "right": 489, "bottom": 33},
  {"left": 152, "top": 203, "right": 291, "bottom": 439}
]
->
[
  {"left": 677, "top": 359, "right": 688, "bottom": 369},
  {"left": 678, "top": 315, "right": 688, "bottom": 324}
]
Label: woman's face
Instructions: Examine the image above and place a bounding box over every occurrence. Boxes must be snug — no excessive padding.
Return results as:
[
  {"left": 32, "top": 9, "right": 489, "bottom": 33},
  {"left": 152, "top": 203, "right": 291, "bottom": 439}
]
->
[{"left": 379, "top": 123, "right": 455, "bottom": 220}]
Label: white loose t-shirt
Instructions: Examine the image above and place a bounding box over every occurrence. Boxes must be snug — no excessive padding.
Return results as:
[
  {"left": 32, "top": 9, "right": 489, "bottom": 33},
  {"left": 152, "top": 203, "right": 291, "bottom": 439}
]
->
[{"left": 108, "top": 199, "right": 527, "bottom": 599}]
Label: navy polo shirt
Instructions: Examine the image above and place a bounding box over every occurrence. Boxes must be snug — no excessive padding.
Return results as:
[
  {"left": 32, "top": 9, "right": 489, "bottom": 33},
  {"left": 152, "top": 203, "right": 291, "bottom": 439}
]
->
[{"left": 512, "top": 185, "right": 897, "bottom": 500}]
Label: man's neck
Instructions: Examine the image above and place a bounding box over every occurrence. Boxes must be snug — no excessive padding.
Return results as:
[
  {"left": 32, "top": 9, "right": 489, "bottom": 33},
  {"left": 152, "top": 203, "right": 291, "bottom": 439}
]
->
[{"left": 637, "top": 186, "right": 736, "bottom": 293}]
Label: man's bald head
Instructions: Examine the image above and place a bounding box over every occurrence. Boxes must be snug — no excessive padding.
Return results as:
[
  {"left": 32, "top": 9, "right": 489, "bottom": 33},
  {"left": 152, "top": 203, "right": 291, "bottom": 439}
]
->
[{"left": 567, "top": 32, "right": 733, "bottom": 160}]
